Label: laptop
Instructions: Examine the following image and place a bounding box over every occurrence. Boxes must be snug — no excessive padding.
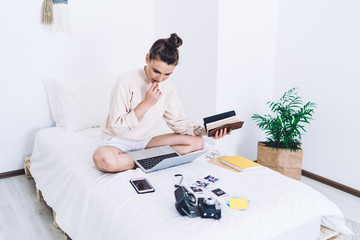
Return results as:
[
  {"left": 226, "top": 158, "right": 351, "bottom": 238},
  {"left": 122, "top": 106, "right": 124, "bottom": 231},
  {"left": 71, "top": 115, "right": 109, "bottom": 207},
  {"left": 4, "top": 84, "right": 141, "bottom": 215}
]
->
[{"left": 128, "top": 145, "right": 205, "bottom": 173}]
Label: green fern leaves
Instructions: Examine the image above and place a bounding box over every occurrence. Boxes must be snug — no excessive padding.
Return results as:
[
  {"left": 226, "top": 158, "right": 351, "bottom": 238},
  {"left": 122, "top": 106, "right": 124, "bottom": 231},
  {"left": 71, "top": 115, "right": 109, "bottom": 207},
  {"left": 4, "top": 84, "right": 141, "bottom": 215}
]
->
[{"left": 251, "top": 88, "right": 316, "bottom": 151}]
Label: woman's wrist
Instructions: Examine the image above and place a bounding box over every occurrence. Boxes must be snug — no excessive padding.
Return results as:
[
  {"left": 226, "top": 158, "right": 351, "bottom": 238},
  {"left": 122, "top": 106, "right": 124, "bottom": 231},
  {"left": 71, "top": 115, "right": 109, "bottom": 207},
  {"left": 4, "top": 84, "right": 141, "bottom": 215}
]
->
[{"left": 196, "top": 126, "right": 205, "bottom": 137}]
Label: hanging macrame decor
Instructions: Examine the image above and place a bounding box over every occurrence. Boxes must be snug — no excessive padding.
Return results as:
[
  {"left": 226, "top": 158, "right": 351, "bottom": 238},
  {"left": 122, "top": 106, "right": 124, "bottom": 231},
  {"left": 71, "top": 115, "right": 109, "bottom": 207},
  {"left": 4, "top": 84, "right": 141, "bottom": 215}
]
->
[{"left": 41, "top": 0, "right": 70, "bottom": 33}]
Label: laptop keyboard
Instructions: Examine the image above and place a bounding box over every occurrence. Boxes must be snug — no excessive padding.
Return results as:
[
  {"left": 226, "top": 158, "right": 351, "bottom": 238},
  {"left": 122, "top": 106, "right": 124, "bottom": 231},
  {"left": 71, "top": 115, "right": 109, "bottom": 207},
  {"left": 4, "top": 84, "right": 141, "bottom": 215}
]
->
[{"left": 137, "top": 153, "right": 179, "bottom": 170}]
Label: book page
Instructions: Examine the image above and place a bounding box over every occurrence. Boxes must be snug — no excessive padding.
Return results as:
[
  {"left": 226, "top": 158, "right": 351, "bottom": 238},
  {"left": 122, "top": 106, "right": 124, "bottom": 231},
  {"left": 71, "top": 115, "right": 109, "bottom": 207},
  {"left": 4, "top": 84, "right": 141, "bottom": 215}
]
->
[{"left": 206, "top": 116, "right": 240, "bottom": 131}]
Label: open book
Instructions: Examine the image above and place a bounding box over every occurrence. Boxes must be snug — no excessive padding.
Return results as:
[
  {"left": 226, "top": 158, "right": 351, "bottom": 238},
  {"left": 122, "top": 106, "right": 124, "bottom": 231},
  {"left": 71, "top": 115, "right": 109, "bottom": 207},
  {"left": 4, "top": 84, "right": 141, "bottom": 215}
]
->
[{"left": 203, "top": 110, "right": 244, "bottom": 137}]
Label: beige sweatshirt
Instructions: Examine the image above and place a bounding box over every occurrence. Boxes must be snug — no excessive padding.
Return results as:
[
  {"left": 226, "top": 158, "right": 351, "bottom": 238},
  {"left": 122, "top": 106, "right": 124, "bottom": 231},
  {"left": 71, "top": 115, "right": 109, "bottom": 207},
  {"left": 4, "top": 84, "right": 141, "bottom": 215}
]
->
[{"left": 101, "top": 68, "right": 201, "bottom": 140}]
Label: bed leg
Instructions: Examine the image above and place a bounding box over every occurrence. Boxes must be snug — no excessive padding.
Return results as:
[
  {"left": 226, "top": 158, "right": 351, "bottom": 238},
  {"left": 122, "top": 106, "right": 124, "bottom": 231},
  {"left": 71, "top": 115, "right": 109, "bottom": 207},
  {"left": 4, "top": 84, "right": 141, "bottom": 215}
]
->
[
  {"left": 25, "top": 156, "right": 45, "bottom": 202},
  {"left": 36, "top": 188, "right": 44, "bottom": 201},
  {"left": 25, "top": 156, "right": 43, "bottom": 202},
  {"left": 319, "top": 225, "right": 345, "bottom": 240},
  {"left": 53, "top": 211, "right": 60, "bottom": 229},
  {"left": 24, "top": 156, "right": 32, "bottom": 179},
  {"left": 53, "top": 211, "right": 72, "bottom": 239}
]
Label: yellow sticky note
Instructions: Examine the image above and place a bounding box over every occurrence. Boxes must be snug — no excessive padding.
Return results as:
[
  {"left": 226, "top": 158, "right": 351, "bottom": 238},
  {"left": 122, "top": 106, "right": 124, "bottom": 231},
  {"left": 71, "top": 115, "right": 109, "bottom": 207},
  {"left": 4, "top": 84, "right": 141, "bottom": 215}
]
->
[{"left": 229, "top": 198, "right": 248, "bottom": 210}]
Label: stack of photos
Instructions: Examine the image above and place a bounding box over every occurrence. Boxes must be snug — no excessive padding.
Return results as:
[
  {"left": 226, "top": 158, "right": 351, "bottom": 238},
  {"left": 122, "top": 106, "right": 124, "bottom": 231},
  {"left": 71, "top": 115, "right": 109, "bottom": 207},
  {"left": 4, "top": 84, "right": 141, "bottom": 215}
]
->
[{"left": 190, "top": 175, "right": 226, "bottom": 197}]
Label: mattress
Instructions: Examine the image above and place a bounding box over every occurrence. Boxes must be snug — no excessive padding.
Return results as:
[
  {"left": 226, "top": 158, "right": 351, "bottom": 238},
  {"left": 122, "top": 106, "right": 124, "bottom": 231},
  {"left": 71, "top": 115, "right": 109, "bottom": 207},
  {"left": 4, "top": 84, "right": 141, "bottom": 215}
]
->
[{"left": 30, "top": 127, "right": 352, "bottom": 240}]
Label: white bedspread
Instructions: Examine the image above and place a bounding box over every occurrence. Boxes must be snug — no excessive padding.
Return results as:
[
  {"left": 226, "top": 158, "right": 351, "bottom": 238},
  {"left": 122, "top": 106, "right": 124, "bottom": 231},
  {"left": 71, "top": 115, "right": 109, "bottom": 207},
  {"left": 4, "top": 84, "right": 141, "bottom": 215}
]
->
[{"left": 30, "top": 127, "right": 352, "bottom": 240}]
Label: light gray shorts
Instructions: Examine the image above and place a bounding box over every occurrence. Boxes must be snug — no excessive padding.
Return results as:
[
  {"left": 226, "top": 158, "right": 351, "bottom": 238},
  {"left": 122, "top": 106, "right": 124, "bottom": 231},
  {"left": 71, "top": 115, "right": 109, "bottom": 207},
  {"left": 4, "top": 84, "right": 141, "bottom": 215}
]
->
[{"left": 97, "top": 136, "right": 152, "bottom": 153}]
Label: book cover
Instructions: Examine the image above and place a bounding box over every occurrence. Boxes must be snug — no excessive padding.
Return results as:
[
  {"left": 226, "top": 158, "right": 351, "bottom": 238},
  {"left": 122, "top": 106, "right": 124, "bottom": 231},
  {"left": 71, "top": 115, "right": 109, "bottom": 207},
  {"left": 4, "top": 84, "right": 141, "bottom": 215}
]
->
[
  {"left": 220, "top": 155, "right": 261, "bottom": 171},
  {"left": 203, "top": 110, "right": 236, "bottom": 124},
  {"left": 207, "top": 121, "right": 244, "bottom": 137}
]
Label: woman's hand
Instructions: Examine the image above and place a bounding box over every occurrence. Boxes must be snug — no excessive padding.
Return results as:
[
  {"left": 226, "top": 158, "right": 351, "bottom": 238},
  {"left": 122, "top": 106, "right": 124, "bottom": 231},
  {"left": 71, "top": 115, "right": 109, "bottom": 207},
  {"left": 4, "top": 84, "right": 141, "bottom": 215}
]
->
[
  {"left": 212, "top": 128, "right": 232, "bottom": 140},
  {"left": 144, "top": 82, "right": 162, "bottom": 107},
  {"left": 134, "top": 83, "right": 162, "bottom": 121}
]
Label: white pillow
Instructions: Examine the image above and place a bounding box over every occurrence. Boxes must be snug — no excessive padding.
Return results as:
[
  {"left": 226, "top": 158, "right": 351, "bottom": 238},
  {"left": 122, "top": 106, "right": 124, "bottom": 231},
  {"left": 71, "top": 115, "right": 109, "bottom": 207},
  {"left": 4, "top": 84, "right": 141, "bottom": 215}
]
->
[{"left": 44, "top": 77, "right": 116, "bottom": 132}]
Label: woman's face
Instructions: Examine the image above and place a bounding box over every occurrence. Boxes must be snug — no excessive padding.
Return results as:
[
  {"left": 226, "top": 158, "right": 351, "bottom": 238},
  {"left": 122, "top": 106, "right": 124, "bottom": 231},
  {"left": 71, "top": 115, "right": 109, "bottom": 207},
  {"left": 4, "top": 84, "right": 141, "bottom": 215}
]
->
[{"left": 145, "top": 54, "right": 176, "bottom": 84}]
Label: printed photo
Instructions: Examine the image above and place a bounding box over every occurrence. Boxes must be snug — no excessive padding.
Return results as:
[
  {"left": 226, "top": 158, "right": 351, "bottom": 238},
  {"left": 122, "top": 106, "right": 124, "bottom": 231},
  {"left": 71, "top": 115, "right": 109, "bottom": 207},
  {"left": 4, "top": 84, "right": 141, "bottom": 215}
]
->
[
  {"left": 193, "top": 180, "right": 209, "bottom": 188},
  {"left": 190, "top": 186, "right": 203, "bottom": 193},
  {"left": 204, "top": 175, "right": 220, "bottom": 183},
  {"left": 212, "top": 188, "right": 226, "bottom": 197}
]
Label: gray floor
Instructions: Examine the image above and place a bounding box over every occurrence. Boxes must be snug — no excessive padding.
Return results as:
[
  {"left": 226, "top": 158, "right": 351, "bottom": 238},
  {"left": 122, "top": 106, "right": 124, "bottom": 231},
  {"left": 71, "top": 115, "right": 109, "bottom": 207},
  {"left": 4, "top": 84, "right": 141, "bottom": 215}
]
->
[
  {"left": 0, "top": 174, "right": 359, "bottom": 240},
  {"left": 345, "top": 219, "right": 360, "bottom": 240},
  {"left": 0, "top": 176, "right": 66, "bottom": 240}
]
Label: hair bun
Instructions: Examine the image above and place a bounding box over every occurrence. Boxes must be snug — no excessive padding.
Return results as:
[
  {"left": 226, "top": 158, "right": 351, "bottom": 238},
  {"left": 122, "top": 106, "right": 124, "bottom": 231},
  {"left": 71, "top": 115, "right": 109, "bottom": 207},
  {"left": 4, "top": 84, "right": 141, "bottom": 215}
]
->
[{"left": 166, "top": 33, "right": 183, "bottom": 48}]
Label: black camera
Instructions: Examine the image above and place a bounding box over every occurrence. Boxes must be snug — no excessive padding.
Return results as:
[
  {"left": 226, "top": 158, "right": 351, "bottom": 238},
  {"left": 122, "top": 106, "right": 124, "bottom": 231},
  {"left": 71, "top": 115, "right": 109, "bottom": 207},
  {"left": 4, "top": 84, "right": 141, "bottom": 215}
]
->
[
  {"left": 174, "top": 174, "right": 221, "bottom": 220},
  {"left": 174, "top": 186, "right": 199, "bottom": 217},
  {"left": 198, "top": 197, "right": 221, "bottom": 220}
]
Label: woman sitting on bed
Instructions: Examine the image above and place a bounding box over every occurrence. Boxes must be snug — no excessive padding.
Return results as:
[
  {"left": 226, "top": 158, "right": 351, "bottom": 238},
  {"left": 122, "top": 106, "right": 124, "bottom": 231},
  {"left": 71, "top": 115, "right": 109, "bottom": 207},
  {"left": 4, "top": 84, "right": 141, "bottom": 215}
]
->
[{"left": 93, "top": 33, "right": 231, "bottom": 172}]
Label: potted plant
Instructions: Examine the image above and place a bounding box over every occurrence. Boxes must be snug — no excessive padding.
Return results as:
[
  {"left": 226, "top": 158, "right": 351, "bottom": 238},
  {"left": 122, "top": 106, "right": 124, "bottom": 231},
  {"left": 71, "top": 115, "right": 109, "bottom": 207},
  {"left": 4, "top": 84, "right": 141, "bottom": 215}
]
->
[{"left": 251, "top": 87, "right": 316, "bottom": 180}]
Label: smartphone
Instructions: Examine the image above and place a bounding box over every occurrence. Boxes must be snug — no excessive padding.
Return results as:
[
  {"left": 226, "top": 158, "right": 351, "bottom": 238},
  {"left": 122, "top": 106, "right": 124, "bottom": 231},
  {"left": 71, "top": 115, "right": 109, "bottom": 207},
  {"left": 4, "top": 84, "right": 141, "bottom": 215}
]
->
[{"left": 129, "top": 177, "right": 155, "bottom": 194}]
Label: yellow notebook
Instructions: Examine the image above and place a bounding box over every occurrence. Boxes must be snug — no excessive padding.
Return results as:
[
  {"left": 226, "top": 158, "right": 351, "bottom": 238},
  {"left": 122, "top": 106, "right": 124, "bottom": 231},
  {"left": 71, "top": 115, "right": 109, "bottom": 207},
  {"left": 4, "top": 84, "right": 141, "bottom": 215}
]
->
[
  {"left": 229, "top": 198, "right": 248, "bottom": 210},
  {"left": 220, "top": 155, "right": 261, "bottom": 172}
]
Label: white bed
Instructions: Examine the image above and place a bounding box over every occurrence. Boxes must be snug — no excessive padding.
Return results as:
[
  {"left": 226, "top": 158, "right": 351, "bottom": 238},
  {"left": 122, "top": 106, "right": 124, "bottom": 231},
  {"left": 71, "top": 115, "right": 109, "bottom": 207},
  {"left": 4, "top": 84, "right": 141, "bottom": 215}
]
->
[
  {"left": 31, "top": 76, "right": 352, "bottom": 239},
  {"left": 30, "top": 127, "right": 352, "bottom": 240}
]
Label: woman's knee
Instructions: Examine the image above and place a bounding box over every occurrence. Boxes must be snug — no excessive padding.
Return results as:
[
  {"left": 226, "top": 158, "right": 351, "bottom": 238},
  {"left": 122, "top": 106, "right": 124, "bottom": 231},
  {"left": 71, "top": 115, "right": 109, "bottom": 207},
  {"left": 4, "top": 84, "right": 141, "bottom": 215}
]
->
[
  {"left": 93, "top": 147, "right": 120, "bottom": 172},
  {"left": 93, "top": 148, "right": 135, "bottom": 172},
  {"left": 93, "top": 150, "right": 113, "bottom": 171},
  {"left": 192, "top": 136, "right": 204, "bottom": 151}
]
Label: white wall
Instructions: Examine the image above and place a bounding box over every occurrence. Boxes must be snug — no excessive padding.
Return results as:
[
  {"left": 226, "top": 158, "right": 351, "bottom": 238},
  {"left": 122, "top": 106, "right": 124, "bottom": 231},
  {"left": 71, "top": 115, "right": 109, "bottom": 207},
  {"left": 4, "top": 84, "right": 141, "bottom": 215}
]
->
[
  {"left": 153, "top": 0, "right": 218, "bottom": 141},
  {"left": 0, "top": 0, "right": 155, "bottom": 173},
  {"left": 1, "top": 1, "right": 359, "bottom": 191},
  {"left": 274, "top": 0, "right": 360, "bottom": 190},
  {"left": 216, "top": 0, "right": 280, "bottom": 158}
]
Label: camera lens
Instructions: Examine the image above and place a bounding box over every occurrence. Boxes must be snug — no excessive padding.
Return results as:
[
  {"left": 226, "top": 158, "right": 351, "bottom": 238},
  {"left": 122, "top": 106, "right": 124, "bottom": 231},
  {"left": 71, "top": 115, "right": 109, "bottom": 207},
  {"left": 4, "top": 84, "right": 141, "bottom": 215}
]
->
[{"left": 204, "top": 197, "right": 215, "bottom": 205}]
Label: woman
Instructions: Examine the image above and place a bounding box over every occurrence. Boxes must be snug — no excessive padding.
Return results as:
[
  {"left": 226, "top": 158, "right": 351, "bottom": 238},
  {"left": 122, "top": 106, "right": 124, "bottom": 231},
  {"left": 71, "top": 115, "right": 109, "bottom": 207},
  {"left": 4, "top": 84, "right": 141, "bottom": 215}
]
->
[{"left": 93, "top": 33, "right": 231, "bottom": 172}]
